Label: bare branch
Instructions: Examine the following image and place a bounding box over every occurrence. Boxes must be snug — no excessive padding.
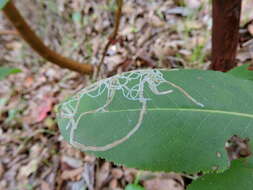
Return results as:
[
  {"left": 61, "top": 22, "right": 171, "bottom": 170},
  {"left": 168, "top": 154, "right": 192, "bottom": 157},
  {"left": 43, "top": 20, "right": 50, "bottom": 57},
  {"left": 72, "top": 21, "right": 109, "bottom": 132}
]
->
[{"left": 2, "top": 1, "right": 93, "bottom": 75}]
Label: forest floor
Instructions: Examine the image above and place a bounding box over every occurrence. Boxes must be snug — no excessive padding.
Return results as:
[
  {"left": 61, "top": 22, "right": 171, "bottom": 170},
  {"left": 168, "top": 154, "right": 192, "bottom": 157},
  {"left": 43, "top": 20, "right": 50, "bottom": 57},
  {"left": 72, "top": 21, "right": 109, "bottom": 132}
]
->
[{"left": 0, "top": 0, "right": 253, "bottom": 190}]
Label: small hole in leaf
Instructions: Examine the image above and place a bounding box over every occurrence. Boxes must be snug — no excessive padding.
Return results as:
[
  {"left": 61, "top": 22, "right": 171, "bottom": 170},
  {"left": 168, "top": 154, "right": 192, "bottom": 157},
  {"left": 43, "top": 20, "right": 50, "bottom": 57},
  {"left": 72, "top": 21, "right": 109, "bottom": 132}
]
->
[{"left": 225, "top": 135, "right": 251, "bottom": 162}]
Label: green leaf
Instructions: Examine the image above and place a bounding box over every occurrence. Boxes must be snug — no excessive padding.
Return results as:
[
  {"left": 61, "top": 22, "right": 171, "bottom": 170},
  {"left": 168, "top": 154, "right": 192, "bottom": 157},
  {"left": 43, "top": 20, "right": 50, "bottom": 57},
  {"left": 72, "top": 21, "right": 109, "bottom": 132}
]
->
[
  {"left": 0, "top": 67, "right": 21, "bottom": 80},
  {"left": 228, "top": 64, "right": 253, "bottom": 81},
  {"left": 0, "top": 0, "right": 9, "bottom": 10},
  {"left": 188, "top": 158, "right": 253, "bottom": 190},
  {"left": 57, "top": 69, "right": 253, "bottom": 173},
  {"left": 125, "top": 184, "right": 145, "bottom": 190}
]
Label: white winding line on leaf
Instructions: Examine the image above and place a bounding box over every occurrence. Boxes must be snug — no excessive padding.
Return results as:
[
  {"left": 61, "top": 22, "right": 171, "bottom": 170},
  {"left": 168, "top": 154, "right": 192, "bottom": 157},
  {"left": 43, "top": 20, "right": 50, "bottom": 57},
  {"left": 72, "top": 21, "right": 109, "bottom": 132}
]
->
[{"left": 58, "top": 70, "right": 204, "bottom": 151}]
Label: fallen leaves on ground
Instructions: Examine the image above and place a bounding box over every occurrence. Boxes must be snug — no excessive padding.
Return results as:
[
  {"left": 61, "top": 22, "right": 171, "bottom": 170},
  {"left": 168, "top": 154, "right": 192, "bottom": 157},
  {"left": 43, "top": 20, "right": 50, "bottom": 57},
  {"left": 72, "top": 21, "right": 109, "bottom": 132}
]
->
[{"left": 0, "top": 0, "right": 252, "bottom": 189}]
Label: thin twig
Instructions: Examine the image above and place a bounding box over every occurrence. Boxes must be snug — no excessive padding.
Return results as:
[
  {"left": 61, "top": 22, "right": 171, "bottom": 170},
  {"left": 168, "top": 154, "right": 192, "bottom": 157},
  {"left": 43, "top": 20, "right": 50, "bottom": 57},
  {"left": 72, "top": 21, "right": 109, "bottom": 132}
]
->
[
  {"left": 0, "top": 29, "right": 19, "bottom": 36},
  {"left": 95, "top": 0, "right": 124, "bottom": 78}
]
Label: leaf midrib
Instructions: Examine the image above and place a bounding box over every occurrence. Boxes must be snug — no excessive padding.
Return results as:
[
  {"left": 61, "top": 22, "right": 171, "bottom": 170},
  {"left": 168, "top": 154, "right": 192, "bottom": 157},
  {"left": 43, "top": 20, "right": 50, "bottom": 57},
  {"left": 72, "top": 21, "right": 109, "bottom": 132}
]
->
[{"left": 99, "top": 108, "right": 253, "bottom": 119}]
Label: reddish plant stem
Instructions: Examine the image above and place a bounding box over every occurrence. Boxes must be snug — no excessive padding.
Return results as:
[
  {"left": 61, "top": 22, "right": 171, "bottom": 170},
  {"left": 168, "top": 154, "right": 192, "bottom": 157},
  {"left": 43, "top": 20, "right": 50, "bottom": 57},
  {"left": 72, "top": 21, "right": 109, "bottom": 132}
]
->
[
  {"left": 211, "top": 0, "right": 242, "bottom": 72},
  {"left": 96, "top": 0, "right": 123, "bottom": 78},
  {"left": 2, "top": 1, "right": 93, "bottom": 75}
]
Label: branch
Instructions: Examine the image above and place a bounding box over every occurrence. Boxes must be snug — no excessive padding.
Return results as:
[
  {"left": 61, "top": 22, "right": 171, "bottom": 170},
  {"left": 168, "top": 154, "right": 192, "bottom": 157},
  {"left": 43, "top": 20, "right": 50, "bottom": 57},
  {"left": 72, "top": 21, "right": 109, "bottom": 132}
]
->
[
  {"left": 96, "top": 0, "right": 123, "bottom": 77},
  {"left": 2, "top": 1, "right": 93, "bottom": 75}
]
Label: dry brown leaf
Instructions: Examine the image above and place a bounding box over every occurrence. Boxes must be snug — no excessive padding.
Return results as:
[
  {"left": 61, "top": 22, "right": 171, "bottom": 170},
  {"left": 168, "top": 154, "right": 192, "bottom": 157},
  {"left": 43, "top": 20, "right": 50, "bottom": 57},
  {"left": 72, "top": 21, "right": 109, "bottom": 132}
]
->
[
  {"left": 18, "top": 159, "right": 40, "bottom": 179},
  {"left": 242, "top": 0, "right": 253, "bottom": 22},
  {"left": 122, "top": 2, "right": 135, "bottom": 14},
  {"left": 144, "top": 178, "right": 184, "bottom": 190},
  {"left": 248, "top": 24, "right": 253, "bottom": 36},
  {"left": 111, "top": 168, "right": 123, "bottom": 179},
  {"left": 149, "top": 14, "right": 165, "bottom": 28},
  {"left": 5, "top": 41, "right": 22, "bottom": 50},
  {"left": 237, "top": 51, "right": 252, "bottom": 62},
  {"left": 84, "top": 155, "right": 96, "bottom": 163},
  {"left": 184, "top": 0, "right": 201, "bottom": 9},
  {"left": 96, "top": 162, "right": 111, "bottom": 189},
  {"left": 30, "top": 144, "right": 43, "bottom": 158},
  {"left": 61, "top": 167, "right": 83, "bottom": 181},
  {"left": 41, "top": 180, "right": 51, "bottom": 190},
  {"left": 153, "top": 38, "right": 178, "bottom": 58},
  {"left": 109, "top": 178, "right": 118, "bottom": 189},
  {"left": 106, "top": 54, "right": 124, "bottom": 72},
  {"left": 61, "top": 156, "right": 83, "bottom": 169},
  {"left": 140, "top": 172, "right": 185, "bottom": 190},
  {"left": 123, "top": 168, "right": 138, "bottom": 183}
]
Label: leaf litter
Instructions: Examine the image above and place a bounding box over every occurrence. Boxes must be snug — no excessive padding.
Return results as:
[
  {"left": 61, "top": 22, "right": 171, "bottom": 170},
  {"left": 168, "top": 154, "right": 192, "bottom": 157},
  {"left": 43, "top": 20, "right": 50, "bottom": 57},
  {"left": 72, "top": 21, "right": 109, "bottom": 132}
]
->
[{"left": 0, "top": 0, "right": 252, "bottom": 189}]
